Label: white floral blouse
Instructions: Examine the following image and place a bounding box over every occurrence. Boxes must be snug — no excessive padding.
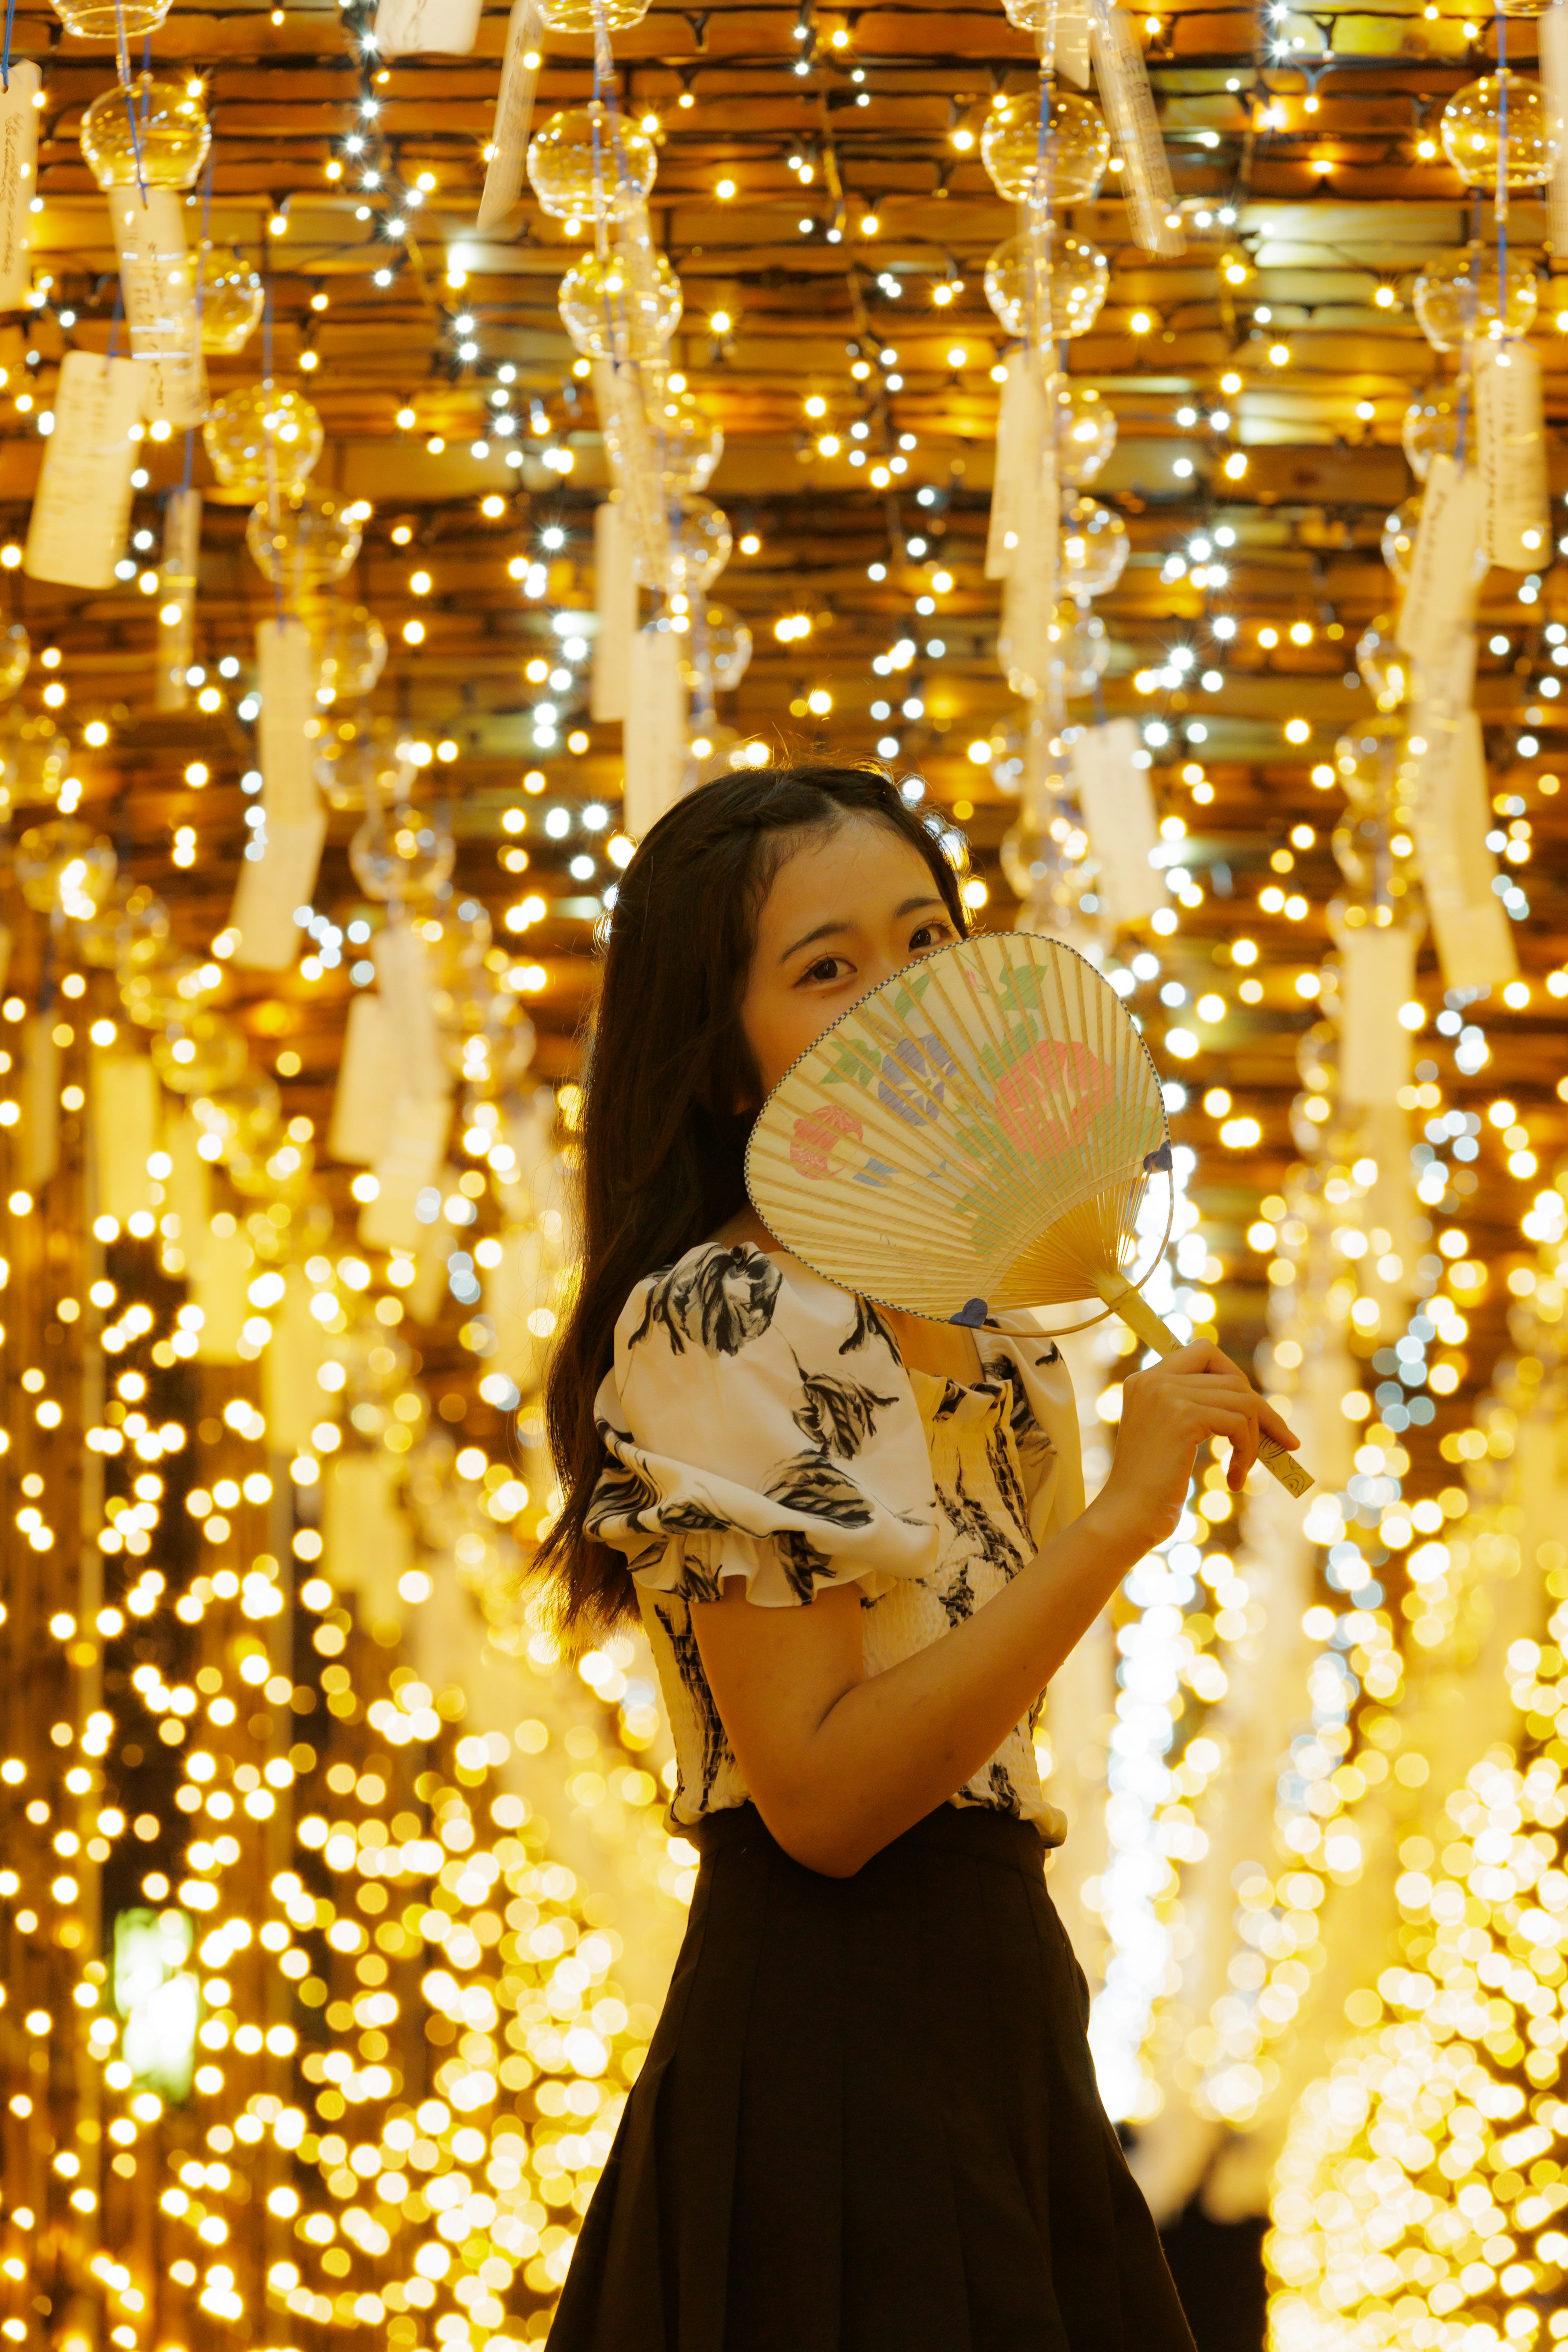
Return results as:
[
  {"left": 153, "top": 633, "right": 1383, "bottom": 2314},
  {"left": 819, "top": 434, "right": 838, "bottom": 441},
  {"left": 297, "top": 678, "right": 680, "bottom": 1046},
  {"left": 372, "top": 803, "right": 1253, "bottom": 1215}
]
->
[{"left": 586, "top": 1238, "right": 1086, "bottom": 1842}]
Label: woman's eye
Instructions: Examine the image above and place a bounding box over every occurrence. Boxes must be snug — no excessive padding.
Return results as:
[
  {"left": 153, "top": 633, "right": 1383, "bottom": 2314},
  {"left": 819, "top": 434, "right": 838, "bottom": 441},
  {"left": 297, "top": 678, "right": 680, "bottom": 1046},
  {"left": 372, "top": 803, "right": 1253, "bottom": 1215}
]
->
[
  {"left": 798, "top": 954, "right": 851, "bottom": 986},
  {"left": 909, "top": 921, "right": 954, "bottom": 951}
]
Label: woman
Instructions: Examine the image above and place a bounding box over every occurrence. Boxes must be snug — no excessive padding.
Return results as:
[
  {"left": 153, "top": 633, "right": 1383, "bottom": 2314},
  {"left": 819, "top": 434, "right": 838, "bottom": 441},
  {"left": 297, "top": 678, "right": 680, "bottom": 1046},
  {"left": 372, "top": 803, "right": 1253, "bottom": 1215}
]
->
[{"left": 538, "top": 763, "right": 1298, "bottom": 2350}]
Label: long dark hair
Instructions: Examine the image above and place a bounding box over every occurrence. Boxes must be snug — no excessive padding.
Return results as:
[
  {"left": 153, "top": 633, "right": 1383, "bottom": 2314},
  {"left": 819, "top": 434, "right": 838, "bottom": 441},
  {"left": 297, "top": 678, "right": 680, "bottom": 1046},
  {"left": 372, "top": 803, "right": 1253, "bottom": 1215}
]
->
[{"left": 537, "top": 762, "right": 970, "bottom": 1640}]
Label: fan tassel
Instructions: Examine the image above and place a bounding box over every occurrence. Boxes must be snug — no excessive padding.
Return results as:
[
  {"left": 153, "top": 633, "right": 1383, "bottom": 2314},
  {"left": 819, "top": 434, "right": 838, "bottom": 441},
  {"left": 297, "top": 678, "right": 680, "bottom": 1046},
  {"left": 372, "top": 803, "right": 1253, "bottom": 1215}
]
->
[{"left": 1093, "top": 1270, "right": 1313, "bottom": 1500}]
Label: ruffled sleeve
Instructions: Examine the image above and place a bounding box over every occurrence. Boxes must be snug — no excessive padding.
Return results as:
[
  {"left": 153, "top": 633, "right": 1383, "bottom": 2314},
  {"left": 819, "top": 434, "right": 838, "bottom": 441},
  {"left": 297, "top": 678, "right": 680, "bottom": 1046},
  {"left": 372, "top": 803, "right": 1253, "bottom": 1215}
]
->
[{"left": 586, "top": 1241, "right": 940, "bottom": 1608}]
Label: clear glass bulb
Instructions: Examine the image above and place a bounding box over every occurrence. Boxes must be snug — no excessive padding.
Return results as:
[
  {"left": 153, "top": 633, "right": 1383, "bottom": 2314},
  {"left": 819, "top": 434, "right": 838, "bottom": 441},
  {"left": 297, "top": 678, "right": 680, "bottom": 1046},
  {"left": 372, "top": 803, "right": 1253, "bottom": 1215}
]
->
[
  {"left": 528, "top": 104, "right": 657, "bottom": 221},
  {"left": 980, "top": 89, "right": 1110, "bottom": 203}
]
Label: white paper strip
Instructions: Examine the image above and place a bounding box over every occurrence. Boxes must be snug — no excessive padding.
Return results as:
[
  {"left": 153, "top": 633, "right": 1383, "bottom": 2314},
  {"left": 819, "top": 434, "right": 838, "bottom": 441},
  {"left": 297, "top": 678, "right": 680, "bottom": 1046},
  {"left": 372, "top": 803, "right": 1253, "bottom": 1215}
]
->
[
  {"left": 111, "top": 188, "right": 205, "bottom": 428},
  {"left": 91, "top": 1053, "right": 158, "bottom": 1224},
  {"left": 227, "top": 813, "right": 327, "bottom": 971},
  {"left": 192, "top": 1222, "right": 254, "bottom": 1364},
  {"left": 20, "top": 1012, "right": 58, "bottom": 1191},
  {"left": 359, "top": 1093, "right": 452, "bottom": 1252},
  {"left": 1092, "top": 2, "right": 1185, "bottom": 257},
  {"left": 156, "top": 485, "right": 200, "bottom": 713},
  {"left": 476, "top": 0, "right": 543, "bottom": 234},
  {"left": 329, "top": 991, "right": 401, "bottom": 1166},
  {"left": 592, "top": 497, "right": 637, "bottom": 722},
  {"left": 1335, "top": 922, "right": 1417, "bottom": 1107},
  {"left": 1069, "top": 718, "right": 1166, "bottom": 925},
  {"left": 592, "top": 355, "right": 668, "bottom": 586},
  {"left": 372, "top": 920, "right": 449, "bottom": 1104},
  {"left": 623, "top": 625, "right": 688, "bottom": 837},
  {"left": 24, "top": 351, "right": 143, "bottom": 590},
  {"left": 0, "top": 64, "right": 41, "bottom": 314},
  {"left": 1042, "top": 2, "right": 1090, "bottom": 87},
  {"left": 263, "top": 1274, "right": 327, "bottom": 1455},
  {"left": 160, "top": 1109, "right": 212, "bottom": 1277},
  {"left": 1395, "top": 452, "right": 1484, "bottom": 670},
  {"left": 257, "top": 615, "right": 319, "bottom": 823},
  {"left": 373, "top": 0, "right": 482, "bottom": 55},
  {"left": 1474, "top": 339, "right": 1551, "bottom": 571},
  {"left": 1408, "top": 709, "right": 1518, "bottom": 992},
  {"left": 987, "top": 354, "right": 1045, "bottom": 581},
  {"left": 1541, "top": 2, "right": 1568, "bottom": 258},
  {"left": 323, "top": 1454, "right": 411, "bottom": 1626}
]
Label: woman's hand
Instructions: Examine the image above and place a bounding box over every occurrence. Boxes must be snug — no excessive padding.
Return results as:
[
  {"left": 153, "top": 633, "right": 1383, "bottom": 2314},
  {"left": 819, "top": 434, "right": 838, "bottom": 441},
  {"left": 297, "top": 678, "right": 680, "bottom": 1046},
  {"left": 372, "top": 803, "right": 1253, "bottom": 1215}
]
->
[{"left": 1088, "top": 1343, "right": 1301, "bottom": 1556}]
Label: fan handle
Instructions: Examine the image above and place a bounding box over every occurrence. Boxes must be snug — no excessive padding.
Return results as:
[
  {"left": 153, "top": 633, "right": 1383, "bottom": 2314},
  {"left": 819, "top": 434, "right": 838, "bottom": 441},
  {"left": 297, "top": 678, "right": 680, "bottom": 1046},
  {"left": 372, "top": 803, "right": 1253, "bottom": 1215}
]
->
[{"left": 1094, "top": 1272, "right": 1314, "bottom": 1501}]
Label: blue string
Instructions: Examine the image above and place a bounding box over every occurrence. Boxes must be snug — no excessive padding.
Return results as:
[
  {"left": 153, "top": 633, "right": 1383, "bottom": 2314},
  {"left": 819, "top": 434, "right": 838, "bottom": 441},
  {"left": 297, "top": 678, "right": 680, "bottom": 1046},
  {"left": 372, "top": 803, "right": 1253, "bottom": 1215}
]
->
[
  {"left": 0, "top": 0, "right": 17, "bottom": 94},
  {"left": 1496, "top": 11, "right": 1509, "bottom": 308}
]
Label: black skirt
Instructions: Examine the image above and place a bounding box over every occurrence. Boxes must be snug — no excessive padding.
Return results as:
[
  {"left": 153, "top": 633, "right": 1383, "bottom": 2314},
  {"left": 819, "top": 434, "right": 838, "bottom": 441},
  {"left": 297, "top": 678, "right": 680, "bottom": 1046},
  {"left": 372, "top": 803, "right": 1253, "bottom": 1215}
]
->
[{"left": 546, "top": 1801, "right": 1198, "bottom": 2352}]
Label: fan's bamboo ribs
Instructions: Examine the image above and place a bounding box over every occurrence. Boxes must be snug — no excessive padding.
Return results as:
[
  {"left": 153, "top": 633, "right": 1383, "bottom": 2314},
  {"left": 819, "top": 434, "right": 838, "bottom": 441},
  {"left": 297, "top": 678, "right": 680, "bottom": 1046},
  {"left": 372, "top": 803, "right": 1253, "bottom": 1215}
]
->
[{"left": 1093, "top": 1271, "right": 1314, "bottom": 1499}]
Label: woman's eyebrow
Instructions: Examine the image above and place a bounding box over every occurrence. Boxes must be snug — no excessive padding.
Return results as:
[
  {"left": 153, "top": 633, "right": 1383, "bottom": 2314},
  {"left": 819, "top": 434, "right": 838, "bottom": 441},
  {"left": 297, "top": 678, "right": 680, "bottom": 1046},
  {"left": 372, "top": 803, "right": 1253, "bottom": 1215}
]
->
[{"left": 778, "top": 894, "right": 942, "bottom": 965}]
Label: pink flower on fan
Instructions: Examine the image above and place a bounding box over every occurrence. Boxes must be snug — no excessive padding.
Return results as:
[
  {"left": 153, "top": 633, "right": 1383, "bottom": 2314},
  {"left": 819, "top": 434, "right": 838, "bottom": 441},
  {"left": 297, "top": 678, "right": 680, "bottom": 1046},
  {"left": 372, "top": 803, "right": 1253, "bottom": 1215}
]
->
[
  {"left": 788, "top": 1101, "right": 864, "bottom": 1179},
  {"left": 993, "top": 1038, "right": 1115, "bottom": 1157}
]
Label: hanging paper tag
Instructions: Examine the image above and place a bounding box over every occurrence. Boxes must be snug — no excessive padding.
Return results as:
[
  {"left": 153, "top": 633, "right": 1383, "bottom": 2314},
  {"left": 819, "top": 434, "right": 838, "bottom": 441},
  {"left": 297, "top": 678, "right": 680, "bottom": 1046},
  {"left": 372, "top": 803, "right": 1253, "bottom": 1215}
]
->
[
  {"left": 256, "top": 615, "right": 319, "bottom": 823},
  {"left": 156, "top": 486, "right": 200, "bottom": 713},
  {"left": 987, "top": 354, "right": 1044, "bottom": 581},
  {"left": 1541, "top": 2, "right": 1568, "bottom": 259},
  {"left": 329, "top": 992, "right": 402, "bottom": 1166},
  {"left": 323, "top": 1455, "right": 412, "bottom": 1626},
  {"left": 161, "top": 1108, "right": 212, "bottom": 1276},
  {"left": 91, "top": 1052, "right": 158, "bottom": 1224},
  {"left": 1334, "top": 921, "right": 1416, "bottom": 1107},
  {"left": 1091, "top": 3, "right": 1185, "bottom": 257},
  {"left": 1395, "top": 452, "right": 1483, "bottom": 670},
  {"left": 373, "top": 0, "right": 483, "bottom": 54},
  {"left": 1069, "top": 718, "right": 1166, "bottom": 925},
  {"left": 477, "top": 0, "right": 543, "bottom": 234},
  {"left": 24, "top": 351, "right": 143, "bottom": 590},
  {"left": 592, "top": 355, "right": 668, "bottom": 586},
  {"left": 1474, "top": 339, "right": 1551, "bottom": 572},
  {"left": 623, "top": 626, "right": 688, "bottom": 837},
  {"left": 192, "top": 1223, "right": 253, "bottom": 1364},
  {"left": 1407, "top": 710, "right": 1518, "bottom": 992},
  {"left": 1041, "top": 1, "right": 1090, "bottom": 87},
  {"left": 20, "top": 1013, "right": 59, "bottom": 1192},
  {"left": 227, "top": 813, "right": 327, "bottom": 970},
  {"left": 1412, "top": 623, "right": 1476, "bottom": 722},
  {"left": 0, "top": 63, "right": 41, "bottom": 314},
  {"left": 592, "top": 498, "right": 636, "bottom": 722},
  {"left": 263, "top": 1275, "right": 329, "bottom": 1456},
  {"left": 110, "top": 188, "right": 206, "bottom": 428},
  {"left": 359, "top": 1093, "right": 452, "bottom": 1252},
  {"left": 373, "top": 920, "right": 450, "bottom": 1103}
]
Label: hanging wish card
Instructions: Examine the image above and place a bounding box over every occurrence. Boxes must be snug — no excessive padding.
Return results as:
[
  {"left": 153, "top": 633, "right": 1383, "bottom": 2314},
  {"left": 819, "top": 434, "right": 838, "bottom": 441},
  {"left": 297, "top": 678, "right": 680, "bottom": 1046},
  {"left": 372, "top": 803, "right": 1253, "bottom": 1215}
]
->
[
  {"left": 1069, "top": 717, "right": 1166, "bottom": 926},
  {"left": 156, "top": 486, "right": 200, "bottom": 713},
  {"left": 477, "top": 0, "right": 543, "bottom": 234},
  {"left": 1091, "top": 2, "right": 1185, "bottom": 257},
  {"left": 1407, "top": 709, "right": 1518, "bottom": 993},
  {"left": 592, "top": 497, "right": 636, "bottom": 722},
  {"left": 256, "top": 615, "right": 319, "bottom": 823},
  {"left": 25, "top": 351, "right": 143, "bottom": 589},
  {"left": 1334, "top": 919, "right": 1416, "bottom": 1107},
  {"left": 1540, "top": 1, "right": 1568, "bottom": 258},
  {"left": 1474, "top": 339, "right": 1551, "bottom": 572},
  {"left": 328, "top": 992, "right": 401, "bottom": 1166},
  {"left": 0, "top": 63, "right": 41, "bottom": 314},
  {"left": 111, "top": 188, "right": 205, "bottom": 428},
  {"left": 373, "top": 0, "right": 483, "bottom": 53},
  {"left": 1395, "top": 452, "right": 1483, "bottom": 670},
  {"left": 592, "top": 355, "right": 668, "bottom": 586},
  {"left": 987, "top": 354, "right": 1046, "bottom": 581},
  {"left": 623, "top": 625, "right": 688, "bottom": 838},
  {"left": 372, "top": 919, "right": 449, "bottom": 1105},
  {"left": 227, "top": 813, "right": 328, "bottom": 970},
  {"left": 1040, "top": 1, "right": 1090, "bottom": 88}
]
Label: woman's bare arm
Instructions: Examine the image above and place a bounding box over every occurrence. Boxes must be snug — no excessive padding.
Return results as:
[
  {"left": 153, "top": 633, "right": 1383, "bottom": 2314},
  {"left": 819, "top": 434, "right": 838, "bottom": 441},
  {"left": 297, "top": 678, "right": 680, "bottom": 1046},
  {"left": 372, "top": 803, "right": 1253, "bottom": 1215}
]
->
[{"left": 691, "top": 1342, "right": 1298, "bottom": 1877}]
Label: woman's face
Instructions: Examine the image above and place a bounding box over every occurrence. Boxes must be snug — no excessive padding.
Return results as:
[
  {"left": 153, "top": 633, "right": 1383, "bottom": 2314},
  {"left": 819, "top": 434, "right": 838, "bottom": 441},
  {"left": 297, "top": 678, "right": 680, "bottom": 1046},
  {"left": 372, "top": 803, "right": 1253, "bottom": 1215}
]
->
[{"left": 739, "top": 813, "right": 960, "bottom": 1101}]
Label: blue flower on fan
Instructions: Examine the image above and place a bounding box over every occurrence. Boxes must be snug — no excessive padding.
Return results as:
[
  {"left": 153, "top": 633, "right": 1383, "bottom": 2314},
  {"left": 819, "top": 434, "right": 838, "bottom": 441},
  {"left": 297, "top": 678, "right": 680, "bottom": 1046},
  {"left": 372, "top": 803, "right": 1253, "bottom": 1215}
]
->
[{"left": 875, "top": 1032, "right": 958, "bottom": 1128}]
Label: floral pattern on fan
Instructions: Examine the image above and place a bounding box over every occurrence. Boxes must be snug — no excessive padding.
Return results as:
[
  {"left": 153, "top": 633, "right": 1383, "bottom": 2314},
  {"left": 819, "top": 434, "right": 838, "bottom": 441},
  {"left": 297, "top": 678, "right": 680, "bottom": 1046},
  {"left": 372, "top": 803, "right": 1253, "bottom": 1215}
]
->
[{"left": 747, "top": 931, "right": 1169, "bottom": 1325}]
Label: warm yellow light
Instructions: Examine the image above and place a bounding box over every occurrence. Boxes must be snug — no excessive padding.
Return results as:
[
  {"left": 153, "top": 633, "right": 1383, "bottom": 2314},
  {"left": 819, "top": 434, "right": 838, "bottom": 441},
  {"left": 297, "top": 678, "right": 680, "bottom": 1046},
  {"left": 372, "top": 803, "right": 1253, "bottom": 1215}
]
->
[
  {"left": 1223, "top": 451, "right": 1247, "bottom": 479},
  {"left": 1129, "top": 310, "right": 1153, "bottom": 335},
  {"left": 715, "top": 178, "right": 736, "bottom": 200}
]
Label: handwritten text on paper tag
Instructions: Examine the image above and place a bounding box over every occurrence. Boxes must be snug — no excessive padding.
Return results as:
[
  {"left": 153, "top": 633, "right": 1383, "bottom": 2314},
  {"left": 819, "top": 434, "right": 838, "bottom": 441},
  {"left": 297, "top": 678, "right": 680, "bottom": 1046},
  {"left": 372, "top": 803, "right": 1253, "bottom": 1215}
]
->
[
  {"left": 0, "top": 64, "right": 41, "bottom": 313},
  {"left": 24, "top": 352, "right": 144, "bottom": 590}
]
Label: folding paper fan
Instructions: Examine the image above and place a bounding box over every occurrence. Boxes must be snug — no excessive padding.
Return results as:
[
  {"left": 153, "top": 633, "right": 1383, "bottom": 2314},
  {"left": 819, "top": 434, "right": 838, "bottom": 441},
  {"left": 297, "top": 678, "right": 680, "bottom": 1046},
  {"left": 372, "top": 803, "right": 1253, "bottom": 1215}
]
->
[{"left": 745, "top": 930, "right": 1312, "bottom": 1500}]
